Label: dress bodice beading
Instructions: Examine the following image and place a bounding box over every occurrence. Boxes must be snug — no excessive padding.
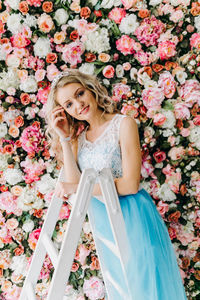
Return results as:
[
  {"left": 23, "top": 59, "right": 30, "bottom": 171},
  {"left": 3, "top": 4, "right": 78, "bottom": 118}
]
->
[{"left": 77, "top": 114, "right": 127, "bottom": 181}]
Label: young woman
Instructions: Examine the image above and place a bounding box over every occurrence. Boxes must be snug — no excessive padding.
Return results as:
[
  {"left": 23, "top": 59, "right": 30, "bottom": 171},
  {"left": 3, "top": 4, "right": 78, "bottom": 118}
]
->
[{"left": 46, "top": 69, "right": 187, "bottom": 300}]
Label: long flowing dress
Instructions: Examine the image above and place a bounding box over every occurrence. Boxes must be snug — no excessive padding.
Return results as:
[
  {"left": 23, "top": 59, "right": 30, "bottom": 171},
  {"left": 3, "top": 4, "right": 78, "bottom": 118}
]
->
[{"left": 77, "top": 113, "right": 187, "bottom": 300}]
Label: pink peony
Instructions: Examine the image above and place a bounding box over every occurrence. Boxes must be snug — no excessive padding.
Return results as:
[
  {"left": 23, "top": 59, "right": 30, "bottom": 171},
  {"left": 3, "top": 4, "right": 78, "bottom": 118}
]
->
[
  {"left": 134, "top": 50, "right": 150, "bottom": 66},
  {"left": 20, "top": 124, "right": 46, "bottom": 154},
  {"left": 83, "top": 276, "right": 105, "bottom": 300},
  {"left": 179, "top": 79, "right": 200, "bottom": 107},
  {"left": 59, "top": 204, "right": 70, "bottom": 220},
  {"left": 141, "top": 155, "right": 155, "bottom": 178},
  {"left": 112, "top": 82, "right": 130, "bottom": 101},
  {"left": 169, "top": 10, "right": 184, "bottom": 23},
  {"left": 157, "top": 40, "right": 176, "bottom": 60},
  {"left": 135, "top": 16, "right": 165, "bottom": 47},
  {"left": 158, "top": 71, "right": 176, "bottom": 98},
  {"left": 190, "top": 33, "right": 200, "bottom": 51},
  {"left": 62, "top": 41, "right": 85, "bottom": 66},
  {"left": 0, "top": 192, "right": 22, "bottom": 216},
  {"left": 116, "top": 35, "right": 139, "bottom": 56},
  {"left": 157, "top": 200, "right": 169, "bottom": 218},
  {"left": 108, "top": 7, "right": 126, "bottom": 24},
  {"left": 27, "top": 0, "right": 44, "bottom": 6},
  {"left": 37, "top": 86, "right": 51, "bottom": 105},
  {"left": 10, "top": 33, "right": 31, "bottom": 48},
  {"left": 20, "top": 157, "right": 46, "bottom": 184},
  {"left": 46, "top": 64, "right": 60, "bottom": 81},
  {"left": 35, "top": 69, "right": 46, "bottom": 82},
  {"left": 28, "top": 228, "right": 41, "bottom": 250},
  {"left": 77, "top": 244, "right": 90, "bottom": 265},
  {"left": 174, "top": 103, "right": 190, "bottom": 119},
  {"left": 142, "top": 87, "right": 165, "bottom": 110},
  {"left": 102, "top": 65, "right": 115, "bottom": 78}
]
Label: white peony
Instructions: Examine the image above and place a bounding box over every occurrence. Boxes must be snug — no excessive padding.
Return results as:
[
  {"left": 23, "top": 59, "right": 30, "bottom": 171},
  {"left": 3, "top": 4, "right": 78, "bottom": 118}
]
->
[
  {"left": 10, "top": 255, "right": 28, "bottom": 276},
  {"left": 3, "top": 109, "right": 20, "bottom": 126},
  {"left": 22, "top": 219, "right": 35, "bottom": 233},
  {"left": 0, "top": 153, "right": 10, "bottom": 171},
  {"left": 149, "top": 0, "right": 162, "bottom": 6},
  {"left": 160, "top": 109, "right": 176, "bottom": 129},
  {"left": 24, "top": 14, "right": 37, "bottom": 28},
  {"left": 17, "top": 186, "right": 44, "bottom": 211},
  {"left": 6, "top": 0, "right": 20, "bottom": 10},
  {"left": 84, "top": 27, "right": 111, "bottom": 54},
  {"left": 0, "top": 123, "right": 8, "bottom": 138},
  {"left": 4, "top": 168, "right": 23, "bottom": 185},
  {"left": 119, "top": 14, "right": 139, "bottom": 35},
  {"left": 36, "top": 174, "right": 57, "bottom": 194},
  {"left": 24, "top": 106, "right": 39, "bottom": 120},
  {"left": 79, "top": 63, "right": 95, "bottom": 75},
  {"left": 88, "top": 0, "right": 98, "bottom": 6},
  {"left": 189, "top": 126, "right": 200, "bottom": 150},
  {"left": 20, "top": 75, "right": 38, "bottom": 93},
  {"left": 157, "top": 183, "right": 176, "bottom": 202},
  {"left": 7, "top": 13, "right": 23, "bottom": 34},
  {"left": 0, "top": 68, "right": 20, "bottom": 91},
  {"left": 54, "top": 8, "right": 69, "bottom": 25},
  {"left": 33, "top": 37, "right": 51, "bottom": 58},
  {"left": 194, "top": 15, "right": 200, "bottom": 32},
  {"left": 6, "top": 54, "right": 21, "bottom": 68},
  {"left": 100, "top": 0, "right": 121, "bottom": 8}
]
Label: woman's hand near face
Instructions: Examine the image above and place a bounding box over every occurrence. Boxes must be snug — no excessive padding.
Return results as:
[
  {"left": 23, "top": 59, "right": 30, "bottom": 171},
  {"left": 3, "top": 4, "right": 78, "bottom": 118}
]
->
[
  {"left": 54, "top": 181, "right": 78, "bottom": 201},
  {"left": 51, "top": 105, "right": 70, "bottom": 138}
]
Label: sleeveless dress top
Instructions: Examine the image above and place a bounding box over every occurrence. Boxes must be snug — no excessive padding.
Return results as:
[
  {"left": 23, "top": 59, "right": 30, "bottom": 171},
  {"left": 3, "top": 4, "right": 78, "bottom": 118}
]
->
[
  {"left": 77, "top": 113, "right": 126, "bottom": 182},
  {"left": 76, "top": 113, "right": 187, "bottom": 300}
]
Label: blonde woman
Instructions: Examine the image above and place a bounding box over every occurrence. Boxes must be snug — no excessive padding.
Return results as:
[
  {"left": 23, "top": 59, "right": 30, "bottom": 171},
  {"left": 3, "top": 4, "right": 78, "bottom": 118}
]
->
[{"left": 45, "top": 69, "right": 187, "bottom": 300}]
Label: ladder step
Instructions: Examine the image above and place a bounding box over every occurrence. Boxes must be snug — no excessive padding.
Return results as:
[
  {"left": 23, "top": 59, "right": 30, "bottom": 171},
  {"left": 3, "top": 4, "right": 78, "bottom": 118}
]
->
[
  {"left": 96, "top": 234, "right": 119, "bottom": 258},
  {"left": 42, "top": 233, "right": 59, "bottom": 268},
  {"left": 104, "top": 271, "right": 129, "bottom": 299},
  {"left": 26, "top": 282, "right": 37, "bottom": 300}
]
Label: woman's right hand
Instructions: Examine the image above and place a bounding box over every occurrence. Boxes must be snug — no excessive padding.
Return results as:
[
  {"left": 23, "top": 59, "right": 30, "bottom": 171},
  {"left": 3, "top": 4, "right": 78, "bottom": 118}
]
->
[{"left": 51, "top": 105, "right": 70, "bottom": 138}]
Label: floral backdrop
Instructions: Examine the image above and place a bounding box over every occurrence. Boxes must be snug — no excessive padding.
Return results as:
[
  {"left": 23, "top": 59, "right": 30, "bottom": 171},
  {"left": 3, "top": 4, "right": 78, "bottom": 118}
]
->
[{"left": 0, "top": 0, "right": 200, "bottom": 299}]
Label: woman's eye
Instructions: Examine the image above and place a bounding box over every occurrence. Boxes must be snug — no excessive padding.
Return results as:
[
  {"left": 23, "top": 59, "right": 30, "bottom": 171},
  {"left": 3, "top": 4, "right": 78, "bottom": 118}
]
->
[
  {"left": 66, "top": 102, "right": 72, "bottom": 108},
  {"left": 78, "top": 90, "right": 84, "bottom": 97}
]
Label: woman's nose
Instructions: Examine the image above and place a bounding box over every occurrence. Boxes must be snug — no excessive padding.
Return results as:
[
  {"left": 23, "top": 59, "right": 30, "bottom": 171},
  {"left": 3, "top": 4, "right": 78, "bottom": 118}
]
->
[{"left": 75, "top": 100, "right": 84, "bottom": 114}]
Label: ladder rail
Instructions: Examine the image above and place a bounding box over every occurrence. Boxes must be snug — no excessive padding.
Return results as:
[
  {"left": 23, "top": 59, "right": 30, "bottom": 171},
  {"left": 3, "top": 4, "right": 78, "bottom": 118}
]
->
[{"left": 20, "top": 167, "right": 133, "bottom": 300}]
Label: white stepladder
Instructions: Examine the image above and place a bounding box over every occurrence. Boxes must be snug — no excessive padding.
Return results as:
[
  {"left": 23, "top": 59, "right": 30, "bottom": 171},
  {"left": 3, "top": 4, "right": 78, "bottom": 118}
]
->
[{"left": 19, "top": 167, "right": 132, "bottom": 300}]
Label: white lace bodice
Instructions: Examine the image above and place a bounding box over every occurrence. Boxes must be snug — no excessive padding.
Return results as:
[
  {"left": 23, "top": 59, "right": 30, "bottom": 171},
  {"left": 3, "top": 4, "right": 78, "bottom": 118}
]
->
[{"left": 77, "top": 114, "right": 127, "bottom": 182}]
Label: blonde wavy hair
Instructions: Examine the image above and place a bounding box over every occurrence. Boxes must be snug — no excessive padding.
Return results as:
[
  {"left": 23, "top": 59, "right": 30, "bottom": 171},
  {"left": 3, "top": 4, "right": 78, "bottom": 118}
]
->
[{"left": 45, "top": 69, "right": 120, "bottom": 167}]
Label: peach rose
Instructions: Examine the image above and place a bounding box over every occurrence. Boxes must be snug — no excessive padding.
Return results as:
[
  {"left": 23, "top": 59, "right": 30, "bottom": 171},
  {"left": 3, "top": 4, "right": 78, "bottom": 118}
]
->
[
  {"left": 71, "top": 262, "right": 79, "bottom": 272},
  {"left": 70, "top": 30, "right": 79, "bottom": 41},
  {"left": 14, "top": 116, "right": 24, "bottom": 128},
  {"left": 46, "top": 53, "right": 57, "bottom": 64},
  {"left": 19, "top": 1, "right": 29, "bottom": 15},
  {"left": 6, "top": 218, "right": 19, "bottom": 230},
  {"left": 70, "top": 2, "right": 81, "bottom": 13},
  {"left": 138, "top": 9, "right": 150, "bottom": 18},
  {"left": 102, "top": 65, "right": 115, "bottom": 78},
  {"left": 20, "top": 93, "right": 31, "bottom": 105},
  {"left": 3, "top": 144, "right": 14, "bottom": 155},
  {"left": 80, "top": 7, "right": 91, "bottom": 19},
  {"left": 42, "top": 1, "right": 53, "bottom": 13},
  {"left": 85, "top": 52, "right": 96, "bottom": 62},
  {"left": 98, "top": 53, "right": 110, "bottom": 63},
  {"left": 8, "top": 125, "right": 19, "bottom": 138},
  {"left": 54, "top": 31, "right": 66, "bottom": 44}
]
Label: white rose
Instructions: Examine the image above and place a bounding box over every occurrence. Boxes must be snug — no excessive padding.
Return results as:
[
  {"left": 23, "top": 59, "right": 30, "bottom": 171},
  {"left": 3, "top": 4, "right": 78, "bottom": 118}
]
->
[
  {"left": 119, "top": 14, "right": 139, "bottom": 35},
  {"left": 116, "top": 64, "right": 124, "bottom": 78},
  {"left": 10, "top": 255, "right": 28, "bottom": 276},
  {"left": 17, "top": 186, "right": 44, "bottom": 211},
  {"left": 79, "top": 63, "right": 95, "bottom": 75},
  {"left": 189, "top": 126, "right": 200, "bottom": 150},
  {"left": 157, "top": 183, "right": 176, "bottom": 201},
  {"left": 7, "top": 13, "right": 23, "bottom": 34},
  {"left": 54, "top": 8, "right": 69, "bottom": 25},
  {"left": 160, "top": 110, "right": 176, "bottom": 129},
  {"left": 149, "top": 0, "right": 162, "bottom": 6},
  {"left": 100, "top": 0, "right": 121, "bottom": 8},
  {"left": 33, "top": 37, "right": 51, "bottom": 58},
  {"left": 130, "top": 67, "right": 138, "bottom": 80},
  {"left": 175, "top": 70, "right": 187, "bottom": 84},
  {"left": 20, "top": 76, "right": 38, "bottom": 93},
  {"left": 84, "top": 27, "right": 110, "bottom": 54},
  {"left": 0, "top": 123, "right": 8, "bottom": 138},
  {"left": 6, "top": 0, "right": 20, "bottom": 10},
  {"left": 4, "top": 168, "right": 23, "bottom": 185},
  {"left": 24, "top": 14, "right": 37, "bottom": 28},
  {"left": 22, "top": 220, "right": 35, "bottom": 233},
  {"left": 36, "top": 174, "right": 57, "bottom": 194},
  {"left": 6, "top": 55, "right": 21, "bottom": 68},
  {"left": 0, "top": 153, "right": 9, "bottom": 171},
  {"left": 195, "top": 15, "right": 200, "bottom": 32}
]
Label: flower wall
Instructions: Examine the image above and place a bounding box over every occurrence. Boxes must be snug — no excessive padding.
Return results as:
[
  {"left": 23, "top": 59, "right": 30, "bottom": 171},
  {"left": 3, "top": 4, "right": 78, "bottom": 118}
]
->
[{"left": 0, "top": 0, "right": 200, "bottom": 299}]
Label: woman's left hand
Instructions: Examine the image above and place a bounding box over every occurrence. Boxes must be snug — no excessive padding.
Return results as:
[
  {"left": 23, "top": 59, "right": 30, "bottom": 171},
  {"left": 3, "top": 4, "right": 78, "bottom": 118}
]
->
[{"left": 54, "top": 182, "right": 78, "bottom": 201}]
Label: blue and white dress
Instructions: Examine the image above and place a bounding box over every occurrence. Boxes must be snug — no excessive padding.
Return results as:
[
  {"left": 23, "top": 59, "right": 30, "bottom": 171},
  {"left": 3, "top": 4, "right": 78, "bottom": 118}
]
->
[{"left": 77, "top": 113, "right": 187, "bottom": 300}]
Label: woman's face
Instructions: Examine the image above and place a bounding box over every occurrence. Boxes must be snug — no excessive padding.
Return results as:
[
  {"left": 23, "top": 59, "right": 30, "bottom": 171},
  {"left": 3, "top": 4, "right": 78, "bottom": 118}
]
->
[{"left": 56, "top": 82, "right": 98, "bottom": 120}]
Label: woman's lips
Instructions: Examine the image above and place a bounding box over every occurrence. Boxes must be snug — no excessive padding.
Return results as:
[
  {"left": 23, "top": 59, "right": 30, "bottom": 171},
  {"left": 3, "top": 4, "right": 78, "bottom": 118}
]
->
[{"left": 80, "top": 105, "right": 89, "bottom": 114}]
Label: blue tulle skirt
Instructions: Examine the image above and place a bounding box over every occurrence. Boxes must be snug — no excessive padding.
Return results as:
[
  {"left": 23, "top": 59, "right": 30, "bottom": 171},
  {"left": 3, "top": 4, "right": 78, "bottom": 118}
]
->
[{"left": 87, "top": 188, "right": 187, "bottom": 300}]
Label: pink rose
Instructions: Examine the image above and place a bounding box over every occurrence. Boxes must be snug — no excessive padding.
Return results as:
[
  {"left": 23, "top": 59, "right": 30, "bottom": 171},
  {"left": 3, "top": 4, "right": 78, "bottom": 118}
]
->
[
  {"left": 157, "top": 41, "right": 176, "bottom": 60},
  {"left": 153, "top": 113, "right": 166, "bottom": 126},
  {"left": 168, "top": 146, "right": 186, "bottom": 161},
  {"left": 112, "top": 82, "right": 130, "bottom": 100},
  {"left": 83, "top": 276, "right": 105, "bottom": 300},
  {"left": 116, "top": 35, "right": 139, "bottom": 55},
  {"left": 10, "top": 33, "right": 31, "bottom": 48},
  {"left": 35, "top": 69, "right": 46, "bottom": 82},
  {"left": 102, "top": 65, "right": 115, "bottom": 78},
  {"left": 153, "top": 150, "right": 166, "bottom": 163},
  {"left": 190, "top": 33, "right": 200, "bottom": 50},
  {"left": 108, "top": 7, "right": 126, "bottom": 24},
  {"left": 62, "top": 41, "right": 85, "bottom": 66},
  {"left": 46, "top": 64, "right": 60, "bottom": 81},
  {"left": 157, "top": 200, "right": 169, "bottom": 218},
  {"left": 142, "top": 87, "right": 165, "bottom": 110}
]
